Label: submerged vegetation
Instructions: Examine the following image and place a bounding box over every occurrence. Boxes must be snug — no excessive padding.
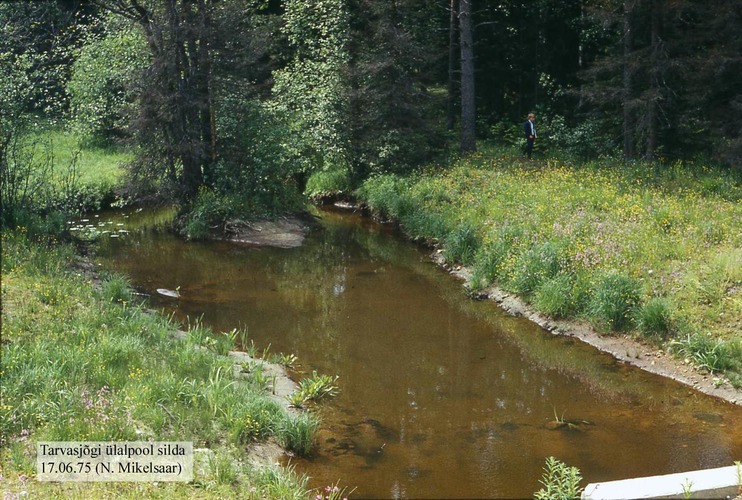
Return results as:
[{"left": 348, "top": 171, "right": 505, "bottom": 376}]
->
[{"left": 358, "top": 148, "right": 742, "bottom": 385}]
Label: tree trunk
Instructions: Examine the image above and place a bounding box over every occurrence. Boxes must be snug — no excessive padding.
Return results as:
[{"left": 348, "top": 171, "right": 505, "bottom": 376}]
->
[
  {"left": 622, "top": 0, "right": 635, "bottom": 159},
  {"left": 646, "top": 0, "right": 662, "bottom": 160},
  {"left": 446, "top": 0, "right": 458, "bottom": 131},
  {"left": 459, "top": 0, "right": 476, "bottom": 153},
  {"left": 99, "top": 0, "right": 214, "bottom": 201}
]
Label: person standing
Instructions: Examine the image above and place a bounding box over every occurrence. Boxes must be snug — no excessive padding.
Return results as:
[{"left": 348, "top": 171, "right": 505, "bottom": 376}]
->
[{"left": 523, "top": 113, "right": 536, "bottom": 159}]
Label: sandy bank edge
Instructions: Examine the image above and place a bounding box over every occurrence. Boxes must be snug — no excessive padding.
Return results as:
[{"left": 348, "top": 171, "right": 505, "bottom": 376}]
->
[{"left": 430, "top": 250, "right": 741, "bottom": 407}]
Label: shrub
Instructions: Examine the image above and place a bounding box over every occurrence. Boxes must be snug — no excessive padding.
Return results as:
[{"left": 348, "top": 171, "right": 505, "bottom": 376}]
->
[
  {"left": 183, "top": 188, "right": 231, "bottom": 240},
  {"left": 588, "top": 272, "right": 641, "bottom": 331},
  {"left": 534, "top": 456, "right": 583, "bottom": 500},
  {"left": 67, "top": 22, "right": 148, "bottom": 140},
  {"left": 305, "top": 167, "right": 352, "bottom": 200}
]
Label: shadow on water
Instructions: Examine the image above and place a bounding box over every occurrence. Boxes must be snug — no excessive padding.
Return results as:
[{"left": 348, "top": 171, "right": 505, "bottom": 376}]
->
[{"left": 93, "top": 205, "right": 742, "bottom": 499}]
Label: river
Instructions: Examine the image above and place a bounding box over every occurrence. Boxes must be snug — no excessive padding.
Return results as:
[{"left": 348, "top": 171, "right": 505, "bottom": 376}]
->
[{"left": 90, "top": 206, "right": 742, "bottom": 499}]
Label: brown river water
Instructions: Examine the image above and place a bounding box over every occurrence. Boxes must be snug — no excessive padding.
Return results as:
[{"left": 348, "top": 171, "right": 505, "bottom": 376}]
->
[{"left": 90, "top": 206, "right": 742, "bottom": 499}]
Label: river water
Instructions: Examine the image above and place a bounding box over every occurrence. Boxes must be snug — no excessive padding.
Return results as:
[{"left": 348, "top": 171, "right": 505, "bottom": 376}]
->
[{"left": 91, "top": 206, "right": 742, "bottom": 499}]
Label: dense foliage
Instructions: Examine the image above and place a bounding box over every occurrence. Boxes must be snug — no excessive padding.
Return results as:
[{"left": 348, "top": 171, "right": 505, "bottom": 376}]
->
[{"left": 3, "top": 0, "right": 740, "bottom": 218}]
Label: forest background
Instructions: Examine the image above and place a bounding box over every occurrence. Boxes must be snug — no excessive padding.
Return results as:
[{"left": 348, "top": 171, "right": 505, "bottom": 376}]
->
[{"left": 2, "top": 0, "right": 741, "bottom": 218}]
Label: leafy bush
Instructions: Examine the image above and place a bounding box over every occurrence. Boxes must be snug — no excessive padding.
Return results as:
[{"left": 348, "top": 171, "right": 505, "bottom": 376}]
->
[
  {"left": 544, "top": 114, "right": 619, "bottom": 160},
  {"left": 67, "top": 21, "right": 149, "bottom": 140},
  {"left": 588, "top": 272, "right": 642, "bottom": 331},
  {"left": 211, "top": 98, "right": 305, "bottom": 217}
]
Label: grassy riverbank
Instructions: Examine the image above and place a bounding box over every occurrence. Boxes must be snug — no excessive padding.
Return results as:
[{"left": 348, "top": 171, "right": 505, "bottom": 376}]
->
[
  {"left": 357, "top": 146, "right": 742, "bottom": 386},
  {"left": 0, "top": 229, "right": 321, "bottom": 498},
  {"left": 0, "top": 128, "right": 326, "bottom": 498}
]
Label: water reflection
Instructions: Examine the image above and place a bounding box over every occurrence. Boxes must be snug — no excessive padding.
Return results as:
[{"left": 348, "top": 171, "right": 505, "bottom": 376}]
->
[{"left": 94, "top": 206, "right": 742, "bottom": 499}]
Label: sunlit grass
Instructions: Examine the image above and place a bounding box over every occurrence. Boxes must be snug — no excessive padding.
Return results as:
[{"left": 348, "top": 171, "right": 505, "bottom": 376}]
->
[
  {"left": 16, "top": 125, "right": 131, "bottom": 212},
  {"left": 43, "top": 127, "right": 130, "bottom": 186},
  {"left": 0, "top": 230, "right": 313, "bottom": 498},
  {"left": 358, "top": 146, "right": 742, "bottom": 382}
]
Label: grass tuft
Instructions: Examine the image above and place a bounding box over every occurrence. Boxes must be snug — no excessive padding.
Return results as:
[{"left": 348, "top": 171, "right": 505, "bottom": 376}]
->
[
  {"left": 588, "top": 272, "right": 641, "bottom": 332},
  {"left": 636, "top": 297, "right": 675, "bottom": 338}
]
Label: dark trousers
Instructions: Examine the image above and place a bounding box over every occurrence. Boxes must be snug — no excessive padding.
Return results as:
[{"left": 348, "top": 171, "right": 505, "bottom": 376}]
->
[{"left": 525, "top": 138, "right": 534, "bottom": 158}]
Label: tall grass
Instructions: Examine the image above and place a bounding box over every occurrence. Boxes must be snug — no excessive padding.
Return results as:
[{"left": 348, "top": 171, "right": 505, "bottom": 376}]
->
[
  {"left": 0, "top": 230, "right": 312, "bottom": 498},
  {"left": 358, "top": 146, "right": 742, "bottom": 383}
]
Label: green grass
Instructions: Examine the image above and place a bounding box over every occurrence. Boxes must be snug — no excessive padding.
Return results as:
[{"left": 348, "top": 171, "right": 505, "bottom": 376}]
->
[
  {"left": 0, "top": 230, "right": 313, "bottom": 498},
  {"left": 2, "top": 125, "right": 132, "bottom": 230},
  {"left": 357, "top": 145, "right": 742, "bottom": 383},
  {"left": 42, "top": 127, "right": 131, "bottom": 211},
  {"left": 44, "top": 128, "right": 129, "bottom": 188}
]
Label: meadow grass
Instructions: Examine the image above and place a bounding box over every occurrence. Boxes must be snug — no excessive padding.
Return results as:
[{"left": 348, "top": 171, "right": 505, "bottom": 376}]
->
[
  {"left": 42, "top": 127, "right": 129, "bottom": 188},
  {"left": 7, "top": 125, "right": 130, "bottom": 216},
  {"left": 0, "top": 230, "right": 313, "bottom": 498},
  {"left": 358, "top": 145, "right": 742, "bottom": 384},
  {"left": 55, "top": 127, "right": 132, "bottom": 210}
]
